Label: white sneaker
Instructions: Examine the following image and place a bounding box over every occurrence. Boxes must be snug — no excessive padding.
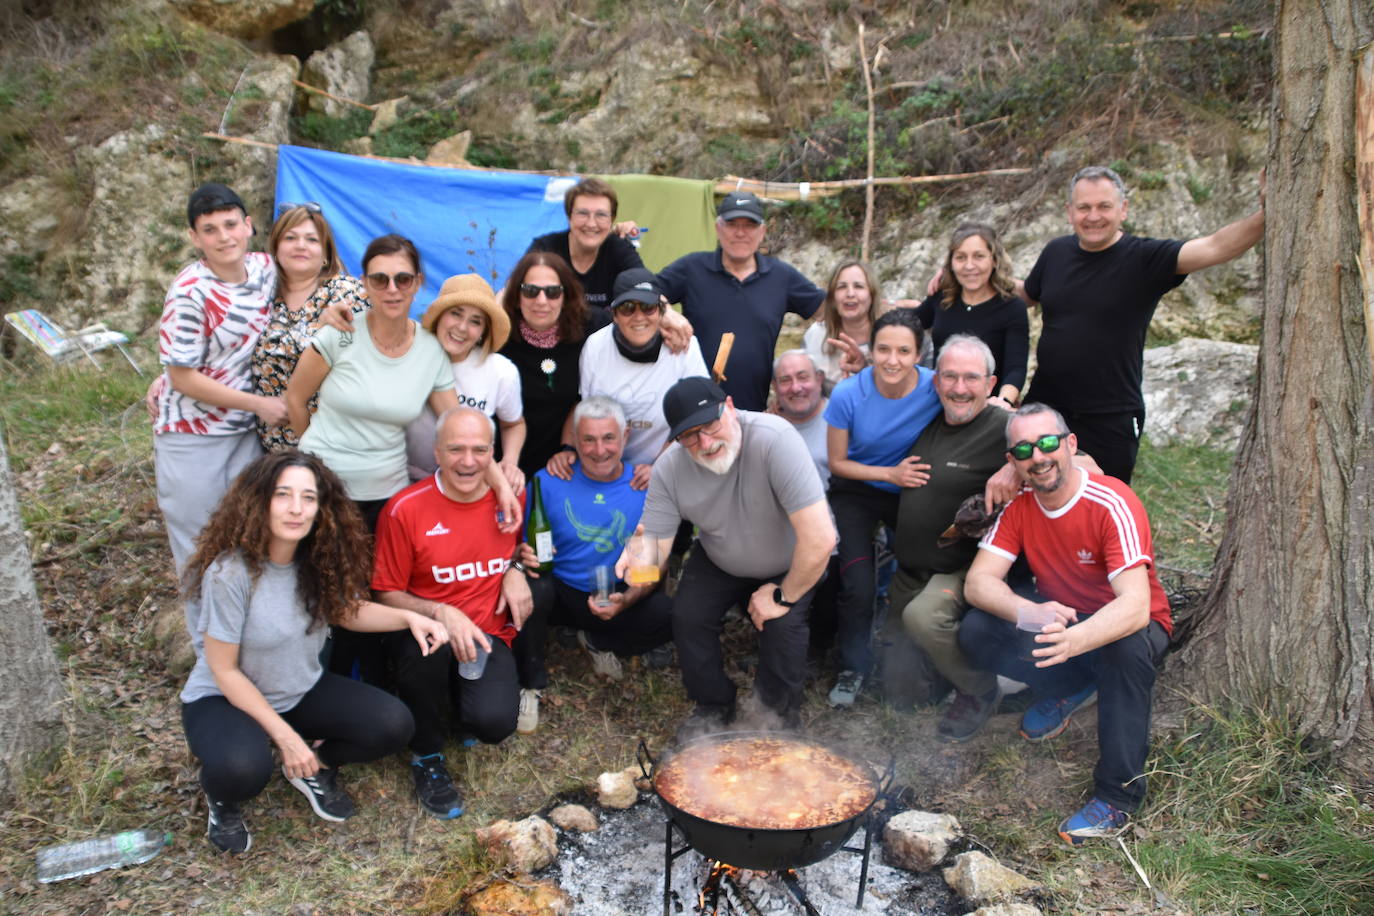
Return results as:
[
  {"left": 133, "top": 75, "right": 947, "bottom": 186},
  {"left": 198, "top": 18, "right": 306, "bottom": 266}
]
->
[
  {"left": 577, "top": 631, "right": 624, "bottom": 680},
  {"left": 517, "top": 688, "right": 541, "bottom": 734}
]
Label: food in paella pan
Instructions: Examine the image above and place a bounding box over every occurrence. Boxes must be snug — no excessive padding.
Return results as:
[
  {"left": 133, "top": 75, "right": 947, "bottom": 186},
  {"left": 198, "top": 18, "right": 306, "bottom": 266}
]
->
[{"left": 655, "top": 736, "right": 876, "bottom": 830}]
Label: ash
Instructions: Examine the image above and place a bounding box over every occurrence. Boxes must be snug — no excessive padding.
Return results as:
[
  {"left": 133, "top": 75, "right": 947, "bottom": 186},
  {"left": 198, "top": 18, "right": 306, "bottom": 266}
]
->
[{"left": 548, "top": 800, "right": 960, "bottom": 915}]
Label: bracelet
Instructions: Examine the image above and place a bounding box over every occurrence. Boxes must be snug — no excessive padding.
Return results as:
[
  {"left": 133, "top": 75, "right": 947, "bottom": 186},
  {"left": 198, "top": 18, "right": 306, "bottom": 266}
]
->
[{"left": 510, "top": 560, "right": 528, "bottom": 574}]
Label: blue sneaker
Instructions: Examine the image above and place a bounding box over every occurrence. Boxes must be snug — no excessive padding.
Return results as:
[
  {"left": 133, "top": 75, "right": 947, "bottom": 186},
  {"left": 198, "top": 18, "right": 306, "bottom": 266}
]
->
[
  {"left": 1019, "top": 684, "right": 1097, "bottom": 741},
  {"left": 1058, "top": 796, "right": 1129, "bottom": 845},
  {"left": 411, "top": 754, "right": 464, "bottom": 819}
]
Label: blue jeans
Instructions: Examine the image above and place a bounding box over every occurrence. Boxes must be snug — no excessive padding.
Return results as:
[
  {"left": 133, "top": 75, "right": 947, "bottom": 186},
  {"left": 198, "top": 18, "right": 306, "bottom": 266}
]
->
[{"left": 958, "top": 607, "right": 1168, "bottom": 812}]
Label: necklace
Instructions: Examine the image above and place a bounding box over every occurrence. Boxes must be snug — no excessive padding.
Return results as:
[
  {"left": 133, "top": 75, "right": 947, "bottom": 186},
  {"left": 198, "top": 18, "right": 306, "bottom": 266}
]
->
[{"left": 373, "top": 320, "right": 414, "bottom": 356}]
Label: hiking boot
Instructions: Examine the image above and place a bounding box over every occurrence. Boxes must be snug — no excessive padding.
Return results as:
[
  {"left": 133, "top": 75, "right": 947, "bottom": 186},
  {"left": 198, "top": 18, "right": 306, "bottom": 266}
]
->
[
  {"left": 1058, "top": 796, "right": 1130, "bottom": 845},
  {"left": 578, "top": 630, "right": 624, "bottom": 680},
  {"left": 411, "top": 753, "right": 463, "bottom": 819},
  {"left": 640, "top": 643, "right": 675, "bottom": 670},
  {"left": 284, "top": 765, "right": 356, "bottom": 822},
  {"left": 206, "top": 796, "right": 250, "bottom": 854},
  {"left": 1019, "top": 684, "right": 1098, "bottom": 742},
  {"left": 828, "top": 670, "right": 864, "bottom": 708},
  {"left": 517, "top": 688, "right": 541, "bottom": 734},
  {"left": 937, "top": 683, "right": 1002, "bottom": 743}
]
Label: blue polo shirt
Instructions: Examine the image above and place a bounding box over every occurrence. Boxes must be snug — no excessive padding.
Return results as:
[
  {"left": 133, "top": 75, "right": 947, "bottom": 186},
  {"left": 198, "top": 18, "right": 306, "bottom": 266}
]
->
[
  {"left": 533, "top": 464, "right": 646, "bottom": 592},
  {"left": 657, "top": 248, "right": 824, "bottom": 411}
]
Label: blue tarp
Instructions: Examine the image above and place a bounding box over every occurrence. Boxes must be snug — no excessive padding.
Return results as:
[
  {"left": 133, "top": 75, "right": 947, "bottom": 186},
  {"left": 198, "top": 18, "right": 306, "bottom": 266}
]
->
[{"left": 275, "top": 145, "right": 576, "bottom": 315}]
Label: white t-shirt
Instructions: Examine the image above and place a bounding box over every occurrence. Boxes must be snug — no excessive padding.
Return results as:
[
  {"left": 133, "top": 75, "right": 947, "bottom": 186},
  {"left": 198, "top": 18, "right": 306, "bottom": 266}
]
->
[
  {"left": 578, "top": 326, "right": 709, "bottom": 465},
  {"left": 802, "top": 321, "right": 870, "bottom": 390},
  {"left": 405, "top": 350, "right": 523, "bottom": 480}
]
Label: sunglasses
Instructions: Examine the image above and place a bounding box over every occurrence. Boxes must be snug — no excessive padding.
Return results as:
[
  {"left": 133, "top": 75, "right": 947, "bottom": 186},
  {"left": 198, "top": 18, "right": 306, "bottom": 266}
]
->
[
  {"left": 276, "top": 201, "right": 323, "bottom": 218},
  {"left": 1008, "top": 433, "right": 1068, "bottom": 461},
  {"left": 519, "top": 283, "right": 564, "bottom": 300},
  {"left": 364, "top": 271, "right": 417, "bottom": 292},
  {"left": 612, "top": 300, "right": 662, "bottom": 317}
]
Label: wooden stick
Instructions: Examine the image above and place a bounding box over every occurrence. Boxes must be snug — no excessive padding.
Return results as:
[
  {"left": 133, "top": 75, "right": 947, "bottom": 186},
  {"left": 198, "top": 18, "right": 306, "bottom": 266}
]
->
[
  {"left": 858, "top": 19, "right": 876, "bottom": 262},
  {"left": 715, "top": 168, "right": 1029, "bottom": 200},
  {"left": 292, "top": 79, "right": 378, "bottom": 111},
  {"left": 712, "top": 333, "right": 734, "bottom": 383}
]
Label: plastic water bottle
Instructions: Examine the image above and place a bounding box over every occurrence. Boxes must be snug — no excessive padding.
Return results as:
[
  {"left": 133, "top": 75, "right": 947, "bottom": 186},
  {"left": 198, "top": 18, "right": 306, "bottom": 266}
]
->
[{"left": 36, "top": 830, "right": 172, "bottom": 883}]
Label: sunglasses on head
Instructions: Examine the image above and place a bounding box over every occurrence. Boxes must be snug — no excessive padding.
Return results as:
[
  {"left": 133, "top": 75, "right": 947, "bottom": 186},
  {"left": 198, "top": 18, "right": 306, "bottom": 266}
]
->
[
  {"left": 1008, "top": 433, "right": 1068, "bottom": 461},
  {"left": 519, "top": 283, "right": 564, "bottom": 300},
  {"left": 364, "top": 271, "right": 417, "bottom": 292},
  {"left": 276, "top": 201, "right": 323, "bottom": 218},
  {"left": 613, "top": 300, "right": 662, "bottom": 317}
]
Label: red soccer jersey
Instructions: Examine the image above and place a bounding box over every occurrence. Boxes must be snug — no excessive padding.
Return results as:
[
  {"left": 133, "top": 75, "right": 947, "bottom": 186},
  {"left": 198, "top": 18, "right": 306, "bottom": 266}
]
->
[
  {"left": 979, "top": 469, "right": 1172, "bottom": 634},
  {"left": 372, "top": 475, "right": 519, "bottom": 646}
]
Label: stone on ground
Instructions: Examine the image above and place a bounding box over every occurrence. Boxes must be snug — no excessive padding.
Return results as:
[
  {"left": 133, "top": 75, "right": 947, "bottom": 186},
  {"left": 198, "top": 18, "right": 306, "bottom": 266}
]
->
[
  {"left": 475, "top": 815, "right": 558, "bottom": 873},
  {"left": 465, "top": 877, "right": 572, "bottom": 915},
  {"left": 883, "top": 809, "right": 962, "bottom": 871},
  {"left": 942, "top": 851, "right": 1037, "bottom": 905},
  {"left": 548, "top": 803, "right": 599, "bottom": 833}
]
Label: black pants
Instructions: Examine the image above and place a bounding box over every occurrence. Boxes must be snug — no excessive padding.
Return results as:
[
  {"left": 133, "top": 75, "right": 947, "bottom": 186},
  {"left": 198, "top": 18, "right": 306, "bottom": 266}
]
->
[
  {"left": 829, "top": 477, "right": 899, "bottom": 675},
  {"left": 1050, "top": 407, "right": 1146, "bottom": 484},
  {"left": 672, "top": 548, "right": 814, "bottom": 723},
  {"left": 957, "top": 607, "right": 1168, "bottom": 812},
  {"left": 182, "top": 672, "right": 414, "bottom": 803},
  {"left": 515, "top": 573, "right": 674, "bottom": 689}
]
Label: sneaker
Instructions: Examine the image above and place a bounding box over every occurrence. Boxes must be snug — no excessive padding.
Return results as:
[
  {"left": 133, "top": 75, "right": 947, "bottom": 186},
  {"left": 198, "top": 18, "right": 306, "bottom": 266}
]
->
[
  {"left": 1019, "top": 684, "right": 1097, "bottom": 741},
  {"left": 640, "top": 643, "right": 675, "bottom": 669},
  {"left": 284, "top": 765, "right": 356, "bottom": 822},
  {"left": 411, "top": 753, "right": 463, "bottom": 819},
  {"left": 937, "top": 683, "right": 1002, "bottom": 743},
  {"left": 517, "top": 688, "right": 541, "bottom": 734},
  {"left": 206, "top": 797, "right": 251, "bottom": 853},
  {"left": 1057, "top": 796, "right": 1130, "bottom": 845},
  {"left": 578, "top": 630, "right": 624, "bottom": 680},
  {"left": 828, "top": 670, "right": 864, "bottom": 708}
]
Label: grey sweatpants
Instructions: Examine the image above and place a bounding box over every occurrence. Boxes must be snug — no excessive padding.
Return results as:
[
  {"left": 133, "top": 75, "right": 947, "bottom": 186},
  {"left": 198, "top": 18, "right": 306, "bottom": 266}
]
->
[{"left": 154, "top": 430, "right": 263, "bottom": 574}]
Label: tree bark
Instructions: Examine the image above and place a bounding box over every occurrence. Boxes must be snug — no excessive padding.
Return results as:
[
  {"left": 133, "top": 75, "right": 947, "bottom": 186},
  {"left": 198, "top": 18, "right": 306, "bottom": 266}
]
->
[
  {"left": 0, "top": 429, "right": 66, "bottom": 799},
  {"left": 1174, "top": 0, "right": 1374, "bottom": 779}
]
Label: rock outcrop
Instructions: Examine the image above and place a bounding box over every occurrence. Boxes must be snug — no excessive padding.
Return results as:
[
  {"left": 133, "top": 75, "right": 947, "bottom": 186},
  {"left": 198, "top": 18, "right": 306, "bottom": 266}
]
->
[
  {"left": 1143, "top": 337, "right": 1257, "bottom": 450},
  {"left": 170, "top": 0, "right": 314, "bottom": 39},
  {"left": 301, "top": 31, "right": 375, "bottom": 116}
]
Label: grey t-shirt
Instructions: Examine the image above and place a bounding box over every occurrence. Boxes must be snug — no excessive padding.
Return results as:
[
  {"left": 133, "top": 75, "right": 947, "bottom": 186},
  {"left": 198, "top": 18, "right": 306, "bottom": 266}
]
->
[
  {"left": 179, "top": 553, "right": 325, "bottom": 713},
  {"left": 786, "top": 402, "right": 831, "bottom": 488},
  {"left": 641, "top": 411, "right": 826, "bottom": 579}
]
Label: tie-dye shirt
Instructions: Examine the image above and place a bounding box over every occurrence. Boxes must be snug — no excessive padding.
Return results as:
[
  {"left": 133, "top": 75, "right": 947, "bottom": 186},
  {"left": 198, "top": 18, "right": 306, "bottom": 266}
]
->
[{"left": 155, "top": 253, "right": 276, "bottom": 436}]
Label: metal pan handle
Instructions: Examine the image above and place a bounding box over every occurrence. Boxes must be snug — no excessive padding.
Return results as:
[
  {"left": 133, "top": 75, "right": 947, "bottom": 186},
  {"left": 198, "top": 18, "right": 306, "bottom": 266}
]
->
[{"left": 637, "top": 738, "right": 657, "bottom": 779}]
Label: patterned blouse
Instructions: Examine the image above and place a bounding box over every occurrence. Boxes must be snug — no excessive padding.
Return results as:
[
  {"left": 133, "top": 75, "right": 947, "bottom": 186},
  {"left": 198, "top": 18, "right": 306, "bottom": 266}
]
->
[{"left": 250, "top": 273, "right": 368, "bottom": 450}]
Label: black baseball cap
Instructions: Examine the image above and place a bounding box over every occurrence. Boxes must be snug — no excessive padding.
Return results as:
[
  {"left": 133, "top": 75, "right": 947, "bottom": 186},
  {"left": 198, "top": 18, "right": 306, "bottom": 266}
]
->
[
  {"left": 187, "top": 182, "right": 247, "bottom": 227},
  {"left": 663, "top": 377, "right": 727, "bottom": 442},
  {"left": 716, "top": 191, "right": 765, "bottom": 223},
  {"left": 610, "top": 267, "right": 663, "bottom": 309}
]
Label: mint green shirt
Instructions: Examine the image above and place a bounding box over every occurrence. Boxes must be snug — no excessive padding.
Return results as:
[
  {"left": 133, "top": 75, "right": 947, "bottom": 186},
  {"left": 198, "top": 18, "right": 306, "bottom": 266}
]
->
[{"left": 300, "top": 312, "right": 454, "bottom": 501}]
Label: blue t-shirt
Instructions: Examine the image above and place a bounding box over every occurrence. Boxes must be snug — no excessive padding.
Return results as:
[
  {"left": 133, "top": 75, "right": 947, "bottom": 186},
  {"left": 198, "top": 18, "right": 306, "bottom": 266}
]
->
[
  {"left": 824, "top": 366, "right": 941, "bottom": 493},
  {"left": 534, "top": 464, "right": 646, "bottom": 592}
]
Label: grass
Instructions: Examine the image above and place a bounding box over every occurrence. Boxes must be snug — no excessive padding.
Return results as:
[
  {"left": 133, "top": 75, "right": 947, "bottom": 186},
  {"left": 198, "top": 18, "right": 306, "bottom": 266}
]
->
[{"left": 1132, "top": 437, "right": 1234, "bottom": 579}]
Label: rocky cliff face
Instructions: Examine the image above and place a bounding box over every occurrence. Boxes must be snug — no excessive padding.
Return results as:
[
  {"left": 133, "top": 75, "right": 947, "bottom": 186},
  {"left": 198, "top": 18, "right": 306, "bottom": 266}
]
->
[{"left": 0, "top": 0, "right": 1268, "bottom": 349}]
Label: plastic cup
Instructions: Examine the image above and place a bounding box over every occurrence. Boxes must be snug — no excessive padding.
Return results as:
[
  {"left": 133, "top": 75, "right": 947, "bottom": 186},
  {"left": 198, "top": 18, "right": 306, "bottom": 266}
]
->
[
  {"left": 593, "top": 565, "right": 614, "bottom": 607},
  {"left": 1016, "top": 603, "right": 1057, "bottom": 661},
  {"left": 626, "top": 533, "right": 660, "bottom": 586},
  {"left": 457, "top": 641, "right": 490, "bottom": 680}
]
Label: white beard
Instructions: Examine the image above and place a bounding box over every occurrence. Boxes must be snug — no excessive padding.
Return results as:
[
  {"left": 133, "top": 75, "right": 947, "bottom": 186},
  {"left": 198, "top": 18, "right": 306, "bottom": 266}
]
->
[{"left": 690, "top": 438, "right": 741, "bottom": 475}]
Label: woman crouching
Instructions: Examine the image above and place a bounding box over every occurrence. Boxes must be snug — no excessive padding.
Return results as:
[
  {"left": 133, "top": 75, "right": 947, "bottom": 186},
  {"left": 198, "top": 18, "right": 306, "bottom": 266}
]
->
[{"left": 178, "top": 450, "right": 447, "bottom": 853}]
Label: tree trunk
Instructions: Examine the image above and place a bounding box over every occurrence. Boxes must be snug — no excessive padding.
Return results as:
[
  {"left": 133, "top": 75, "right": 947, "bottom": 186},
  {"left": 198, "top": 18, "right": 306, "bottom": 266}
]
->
[
  {"left": 1173, "top": 0, "right": 1374, "bottom": 779},
  {"left": 0, "top": 430, "right": 66, "bottom": 799}
]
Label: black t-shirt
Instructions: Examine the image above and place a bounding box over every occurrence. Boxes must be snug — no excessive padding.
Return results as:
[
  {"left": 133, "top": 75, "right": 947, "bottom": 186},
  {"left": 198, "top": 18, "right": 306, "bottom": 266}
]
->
[
  {"left": 1023, "top": 234, "right": 1186, "bottom": 413},
  {"left": 527, "top": 231, "right": 644, "bottom": 312},
  {"left": 914, "top": 293, "right": 1030, "bottom": 391},
  {"left": 894, "top": 406, "right": 1008, "bottom": 575}
]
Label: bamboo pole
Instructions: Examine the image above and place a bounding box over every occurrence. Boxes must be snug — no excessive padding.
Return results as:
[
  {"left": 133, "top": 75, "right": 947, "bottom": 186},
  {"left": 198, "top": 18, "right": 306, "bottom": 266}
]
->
[
  {"left": 858, "top": 20, "right": 876, "bottom": 262},
  {"left": 292, "top": 79, "right": 378, "bottom": 111}
]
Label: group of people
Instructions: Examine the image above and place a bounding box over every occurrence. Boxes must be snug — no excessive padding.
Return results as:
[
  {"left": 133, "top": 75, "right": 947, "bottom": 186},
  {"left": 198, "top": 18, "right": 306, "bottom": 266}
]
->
[{"left": 154, "top": 166, "right": 1263, "bottom": 854}]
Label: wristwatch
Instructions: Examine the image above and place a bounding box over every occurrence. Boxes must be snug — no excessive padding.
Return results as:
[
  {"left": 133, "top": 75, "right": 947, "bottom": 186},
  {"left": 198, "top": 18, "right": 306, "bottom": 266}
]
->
[
  {"left": 510, "top": 560, "right": 528, "bottom": 574},
  {"left": 772, "top": 586, "right": 796, "bottom": 608}
]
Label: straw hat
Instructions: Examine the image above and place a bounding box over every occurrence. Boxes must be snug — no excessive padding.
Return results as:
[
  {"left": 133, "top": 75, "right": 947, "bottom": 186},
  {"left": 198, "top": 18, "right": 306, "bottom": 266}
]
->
[{"left": 419, "top": 274, "right": 510, "bottom": 352}]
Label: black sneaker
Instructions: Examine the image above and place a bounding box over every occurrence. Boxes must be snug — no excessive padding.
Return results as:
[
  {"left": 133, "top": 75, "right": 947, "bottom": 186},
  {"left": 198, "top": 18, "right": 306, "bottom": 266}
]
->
[
  {"left": 411, "top": 754, "right": 464, "bottom": 819},
  {"left": 937, "top": 684, "right": 1002, "bottom": 743},
  {"left": 284, "top": 765, "right": 356, "bottom": 822},
  {"left": 206, "top": 796, "right": 251, "bottom": 853},
  {"left": 640, "top": 643, "right": 675, "bottom": 670}
]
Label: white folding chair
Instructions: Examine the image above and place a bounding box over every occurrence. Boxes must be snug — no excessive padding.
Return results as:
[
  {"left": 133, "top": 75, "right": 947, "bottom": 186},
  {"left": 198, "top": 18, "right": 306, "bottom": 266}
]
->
[{"left": 3, "top": 309, "right": 143, "bottom": 375}]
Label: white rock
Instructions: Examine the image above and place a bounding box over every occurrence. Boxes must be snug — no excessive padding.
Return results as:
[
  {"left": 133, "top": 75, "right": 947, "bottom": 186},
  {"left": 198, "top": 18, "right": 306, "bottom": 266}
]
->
[
  {"left": 170, "top": 0, "right": 313, "bottom": 39},
  {"left": 595, "top": 767, "right": 640, "bottom": 809},
  {"left": 475, "top": 815, "right": 558, "bottom": 874},
  {"left": 1142, "top": 337, "right": 1257, "bottom": 450},
  {"left": 427, "top": 131, "right": 473, "bottom": 166},
  {"left": 883, "top": 809, "right": 962, "bottom": 872},
  {"left": 302, "top": 31, "right": 375, "bottom": 117},
  {"left": 548, "top": 803, "right": 599, "bottom": 833},
  {"left": 964, "top": 904, "right": 1044, "bottom": 916},
  {"left": 942, "top": 851, "right": 1037, "bottom": 905}
]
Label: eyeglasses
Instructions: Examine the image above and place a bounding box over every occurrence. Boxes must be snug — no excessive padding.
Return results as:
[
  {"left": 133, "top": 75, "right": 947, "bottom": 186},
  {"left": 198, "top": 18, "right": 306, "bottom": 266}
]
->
[
  {"left": 676, "top": 407, "right": 726, "bottom": 447},
  {"left": 520, "top": 283, "right": 564, "bottom": 300},
  {"left": 937, "top": 371, "right": 988, "bottom": 385},
  {"left": 365, "top": 271, "right": 417, "bottom": 292},
  {"left": 276, "top": 201, "right": 322, "bottom": 218},
  {"left": 1008, "top": 433, "right": 1068, "bottom": 461},
  {"left": 571, "top": 208, "right": 613, "bottom": 224},
  {"left": 612, "top": 301, "right": 662, "bottom": 317}
]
